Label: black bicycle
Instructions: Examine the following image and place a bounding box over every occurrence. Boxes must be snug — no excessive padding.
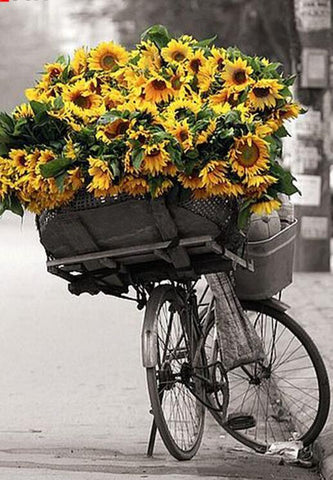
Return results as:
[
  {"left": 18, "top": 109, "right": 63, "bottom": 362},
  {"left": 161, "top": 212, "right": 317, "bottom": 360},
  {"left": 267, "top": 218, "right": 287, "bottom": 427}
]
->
[{"left": 142, "top": 278, "right": 330, "bottom": 460}]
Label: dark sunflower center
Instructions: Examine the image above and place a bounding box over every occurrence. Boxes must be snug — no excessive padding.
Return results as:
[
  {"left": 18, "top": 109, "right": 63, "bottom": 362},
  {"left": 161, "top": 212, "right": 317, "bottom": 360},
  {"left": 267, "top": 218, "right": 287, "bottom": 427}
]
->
[
  {"left": 148, "top": 148, "right": 160, "bottom": 157},
  {"left": 116, "top": 121, "right": 129, "bottom": 135},
  {"left": 50, "top": 68, "right": 61, "bottom": 78},
  {"left": 173, "top": 52, "right": 185, "bottom": 62},
  {"left": 217, "top": 58, "right": 224, "bottom": 71},
  {"left": 190, "top": 59, "right": 201, "bottom": 74},
  {"left": 179, "top": 130, "right": 189, "bottom": 142},
  {"left": 228, "top": 94, "right": 238, "bottom": 107},
  {"left": 233, "top": 69, "right": 247, "bottom": 84},
  {"left": 152, "top": 79, "right": 167, "bottom": 91},
  {"left": 138, "top": 133, "right": 147, "bottom": 145},
  {"left": 101, "top": 54, "right": 116, "bottom": 70},
  {"left": 253, "top": 87, "right": 270, "bottom": 98},
  {"left": 238, "top": 143, "right": 260, "bottom": 167},
  {"left": 17, "top": 155, "right": 26, "bottom": 167},
  {"left": 74, "top": 95, "right": 92, "bottom": 109}
]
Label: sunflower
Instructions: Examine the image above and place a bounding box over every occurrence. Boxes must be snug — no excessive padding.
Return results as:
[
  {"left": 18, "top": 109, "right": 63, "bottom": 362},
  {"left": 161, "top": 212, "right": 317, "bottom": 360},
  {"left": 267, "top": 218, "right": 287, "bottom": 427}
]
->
[
  {"left": 161, "top": 163, "right": 178, "bottom": 177},
  {"left": 96, "top": 118, "right": 130, "bottom": 143},
  {"left": 199, "top": 160, "right": 229, "bottom": 189},
  {"left": 209, "top": 47, "right": 226, "bottom": 72},
  {"left": 142, "top": 143, "right": 170, "bottom": 176},
  {"left": 196, "top": 62, "right": 215, "bottom": 93},
  {"left": 243, "top": 174, "right": 278, "bottom": 198},
  {"left": 275, "top": 102, "right": 301, "bottom": 121},
  {"left": 255, "top": 122, "right": 275, "bottom": 138},
  {"left": 195, "top": 119, "right": 217, "bottom": 145},
  {"left": 210, "top": 102, "right": 231, "bottom": 117},
  {"left": 87, "top": 156, "right": 114, "bottom": 195},
  {"left": 249, "top": 79, "right": 283, "bottom": 110},
  {"left": 13, "top": 103, "right": 34, "bottom": 119},
  {"left": 178, "top": 173, "right": 203, "bottom": 190},
  {"left": 64, "top": 139, "right": 78, "bottom": 160},
  {"left": 88, "top": 41, "right": 129, "bottom": 71},
  {"left": 71, "top": 47, "right": 88, "bottom": 76},
  {"left": 164, "top": 119, "right": 193, "bottom": 151},
  {"left": 103, "top": 89, "right": 125, "bottom": 110},
  {"left": 165, "top": 65, "right": 191, "bottom": 97},
  {"left": 161, "top": 39, "right": 192, "bottom": 64},
  {"left": 250, "top": 198, "right": 282, "bottom": 216},
  {"left": 144, "top": 76, "right": 174, "bottom": 103},
  {"left": 165, "top": 96, "right": 202, "bottom": 121},
  {"left": 229, "top": 133, "right": 270, "bottom": 178},
  {"left": 209, "top": 181, "right": 244, "bottom": 197},
  {"left": 121, "top": 175, "right": 149, "bottom": 196},
  {"left": 209, "top": 86, "right": 240, "bottom": 107},
  {"left": 63, "top": 80, "right": 104, "bottom": 120},
  {"left": 188, "top": 50, "right": 207, "bottom": 74},
  {"left": 43, "top": 63, "right": 64, "bottom": 82},
  {"left": 9, "top": 149, "right": 28, "bottom": 174},
  {"left": 152, "top": 178, "right": 174, "bottom": 198},
  {"left": 221, "top": 57, "right": 253, "bottom": 90},
  {"left": 137, "top": 41, "right": 162, "bottom": 71}
]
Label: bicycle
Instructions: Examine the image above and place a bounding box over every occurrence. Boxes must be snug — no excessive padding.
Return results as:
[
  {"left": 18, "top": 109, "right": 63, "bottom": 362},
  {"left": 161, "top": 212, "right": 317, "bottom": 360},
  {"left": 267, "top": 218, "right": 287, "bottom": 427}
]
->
[
  {"left": 141, "top": 278, "right": 330, "bottom": 460},
  {"left": 37, "top": 196, "right": 331, "bottom": 461}
]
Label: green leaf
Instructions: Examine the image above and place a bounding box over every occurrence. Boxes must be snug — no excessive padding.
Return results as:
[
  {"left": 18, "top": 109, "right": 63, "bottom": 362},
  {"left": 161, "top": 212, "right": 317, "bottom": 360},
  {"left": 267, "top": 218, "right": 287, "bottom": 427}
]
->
[
  {"left": 109, "top": 161, "right": 120, "bottom": 178},
  {"left": 0, "top": 199, "right": 7, "bottom": 216},
  {"left": 34, "top": 110, "right": 50, "bottom": 127},
  {"left": 8, "top": 195, "right": 24, "bottom": 217},
  {"left": 30, "top": 101, "right": 48, "bottom": 115},
  {"left": 56, "top": 54, "right": 67, "bottom": 65},
  {"left": 0, "top": 143, "right": 8, "bottom": 155},
  {"left": 40, "top": 156, "right": 73, "bottom": 178},
  {"left": 274, "top": 125, "right": 290, "bottom": 138},
  {"left": 54, "top": 96, "right": 65, "bottom": 110},
  {"left": 0, "top": 112, "right": 15, "bottom": 130},
  {"left": 285, "top": 74, "right": 297, "bottom": 86},
  {"left": 55, "top": 171, "right": 68, "bottom": 192},
  {"left": 270, "top": 162, "right": 301, "bottom": 196},
  {"left": 98, "top": 111, "right": 123, "bottom": 125},
  {"left": 194, "top": 35, "right": 217, "bottom": 48},
  {"left": 131, "top": 148, "right": 144, "bottom": 169},
  {"left": 279, "top": 86, "right": 292, "bottom": 98},
  {"left": 140, "top": 24, "right": 172, "bottom": 49},
  {"left": 237, "top": 206, "right": 251, "bottom": 230}
]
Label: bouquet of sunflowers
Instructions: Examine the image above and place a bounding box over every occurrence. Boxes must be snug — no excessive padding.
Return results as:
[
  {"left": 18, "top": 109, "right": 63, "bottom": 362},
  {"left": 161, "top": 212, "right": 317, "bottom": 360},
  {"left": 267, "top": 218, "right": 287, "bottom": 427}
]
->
[{"left": 0, "top": 25, "right": 301, "bottom": 227}]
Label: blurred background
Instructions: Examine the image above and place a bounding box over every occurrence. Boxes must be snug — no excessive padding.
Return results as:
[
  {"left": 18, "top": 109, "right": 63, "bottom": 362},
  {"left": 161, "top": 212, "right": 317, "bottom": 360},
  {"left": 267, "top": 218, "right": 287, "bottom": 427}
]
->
[{"left": 0, "top": 0, "right": 332, "bottom": 457}]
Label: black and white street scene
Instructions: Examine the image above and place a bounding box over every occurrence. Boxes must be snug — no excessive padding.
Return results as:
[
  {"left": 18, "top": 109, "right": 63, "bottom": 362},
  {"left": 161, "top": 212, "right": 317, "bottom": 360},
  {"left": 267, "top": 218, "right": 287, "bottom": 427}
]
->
[{"left": 0, "top": 1, "right": 333, "bottom": 479}]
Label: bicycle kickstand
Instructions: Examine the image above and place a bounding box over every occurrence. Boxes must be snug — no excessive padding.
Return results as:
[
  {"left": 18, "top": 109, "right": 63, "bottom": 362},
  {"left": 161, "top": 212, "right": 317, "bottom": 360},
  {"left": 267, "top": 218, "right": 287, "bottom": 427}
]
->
[{"left": 147, "top": 418, "right": 157, "bottom": 457}]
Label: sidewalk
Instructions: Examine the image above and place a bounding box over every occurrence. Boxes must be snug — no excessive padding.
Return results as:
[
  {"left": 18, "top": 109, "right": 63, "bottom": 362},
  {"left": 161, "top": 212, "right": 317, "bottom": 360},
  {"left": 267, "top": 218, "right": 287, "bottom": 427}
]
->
[{"left": 282, "top": 273, "right": 333, "bottom": 480}]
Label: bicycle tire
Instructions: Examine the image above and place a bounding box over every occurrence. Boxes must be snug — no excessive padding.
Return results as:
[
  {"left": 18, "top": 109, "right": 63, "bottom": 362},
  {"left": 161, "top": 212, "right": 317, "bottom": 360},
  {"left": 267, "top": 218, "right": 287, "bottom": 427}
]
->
[
  {"left": 145, "top": 284, "right": 205, "bottom": 460},
  {"left": 204, "top": 300, "right": 330, "bottom": 452}
]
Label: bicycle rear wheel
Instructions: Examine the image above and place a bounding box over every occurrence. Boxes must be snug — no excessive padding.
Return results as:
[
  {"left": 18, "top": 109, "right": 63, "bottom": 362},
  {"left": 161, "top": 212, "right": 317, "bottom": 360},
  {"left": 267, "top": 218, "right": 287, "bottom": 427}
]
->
[
  {"left": 204, "top": 300, "right": 330, "bottom": 452},
  {"left": 145, "top": 284, "right": 205, "bottom": 460}
]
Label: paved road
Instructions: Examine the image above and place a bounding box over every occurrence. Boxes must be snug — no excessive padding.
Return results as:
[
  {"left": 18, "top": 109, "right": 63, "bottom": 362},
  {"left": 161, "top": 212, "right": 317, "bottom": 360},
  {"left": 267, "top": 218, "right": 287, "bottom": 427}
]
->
[{"left": 0, "top": 214, "right": 326, "bottom": 479}]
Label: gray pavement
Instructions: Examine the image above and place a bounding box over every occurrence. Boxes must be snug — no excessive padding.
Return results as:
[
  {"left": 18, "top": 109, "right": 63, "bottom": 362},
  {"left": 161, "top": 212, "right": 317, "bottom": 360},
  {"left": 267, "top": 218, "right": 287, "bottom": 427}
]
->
[{"left": 0, "top": 214, "right": 331, "bottom": 479}]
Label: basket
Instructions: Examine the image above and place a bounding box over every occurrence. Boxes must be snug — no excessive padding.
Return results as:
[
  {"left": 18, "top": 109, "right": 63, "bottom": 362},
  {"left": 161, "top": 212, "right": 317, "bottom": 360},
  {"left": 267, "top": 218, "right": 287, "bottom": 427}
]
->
[
  {"left": 234, "top": 220, "right": 298, "bottom": 300},
  {"left": 37, "top": 191, "right": 244, "bottom": 291}
]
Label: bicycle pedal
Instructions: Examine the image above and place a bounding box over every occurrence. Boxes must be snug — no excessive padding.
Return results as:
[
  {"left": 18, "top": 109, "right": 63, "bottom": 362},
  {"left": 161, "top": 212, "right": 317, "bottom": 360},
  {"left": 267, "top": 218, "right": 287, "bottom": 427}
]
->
[{"left": 226, "top": 412, "right": 256, "bottom": 430}]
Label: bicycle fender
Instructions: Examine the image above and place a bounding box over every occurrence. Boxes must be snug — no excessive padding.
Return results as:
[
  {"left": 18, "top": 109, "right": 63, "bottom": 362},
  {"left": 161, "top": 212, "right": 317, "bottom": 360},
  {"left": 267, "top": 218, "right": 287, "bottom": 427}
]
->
[
  {"left": 142, "top": 317, "right": 158, "bottom": 368},
  {"left": 241, "top": 297, "right": 290, "bottom": 313}
]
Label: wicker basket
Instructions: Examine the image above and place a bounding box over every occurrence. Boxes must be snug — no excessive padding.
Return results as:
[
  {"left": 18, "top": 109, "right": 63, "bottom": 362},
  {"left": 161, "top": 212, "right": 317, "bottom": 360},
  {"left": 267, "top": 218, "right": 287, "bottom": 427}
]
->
[
  {"left": 234, "top": 220, "right": 298, "bottom": 300},
  {"left": 37, "top": 191, "right": 244, "bottom": 290}
]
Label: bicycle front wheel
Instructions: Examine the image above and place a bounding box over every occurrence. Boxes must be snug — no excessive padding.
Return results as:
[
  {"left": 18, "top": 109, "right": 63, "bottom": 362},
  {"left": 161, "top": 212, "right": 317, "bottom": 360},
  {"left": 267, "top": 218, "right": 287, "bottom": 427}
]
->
[
  {"left": 145, "top": 285, "right": 205, "bottom": 460},
  {"left": 206, "top": 301, "right": 330, "bottom": 452}
]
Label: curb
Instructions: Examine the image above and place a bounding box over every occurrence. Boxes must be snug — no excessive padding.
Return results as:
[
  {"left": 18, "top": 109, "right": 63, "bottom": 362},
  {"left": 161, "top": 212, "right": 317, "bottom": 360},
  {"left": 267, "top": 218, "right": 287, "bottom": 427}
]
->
[{"left": 313, "top": 427, "right": 333, "bottom": 480}]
